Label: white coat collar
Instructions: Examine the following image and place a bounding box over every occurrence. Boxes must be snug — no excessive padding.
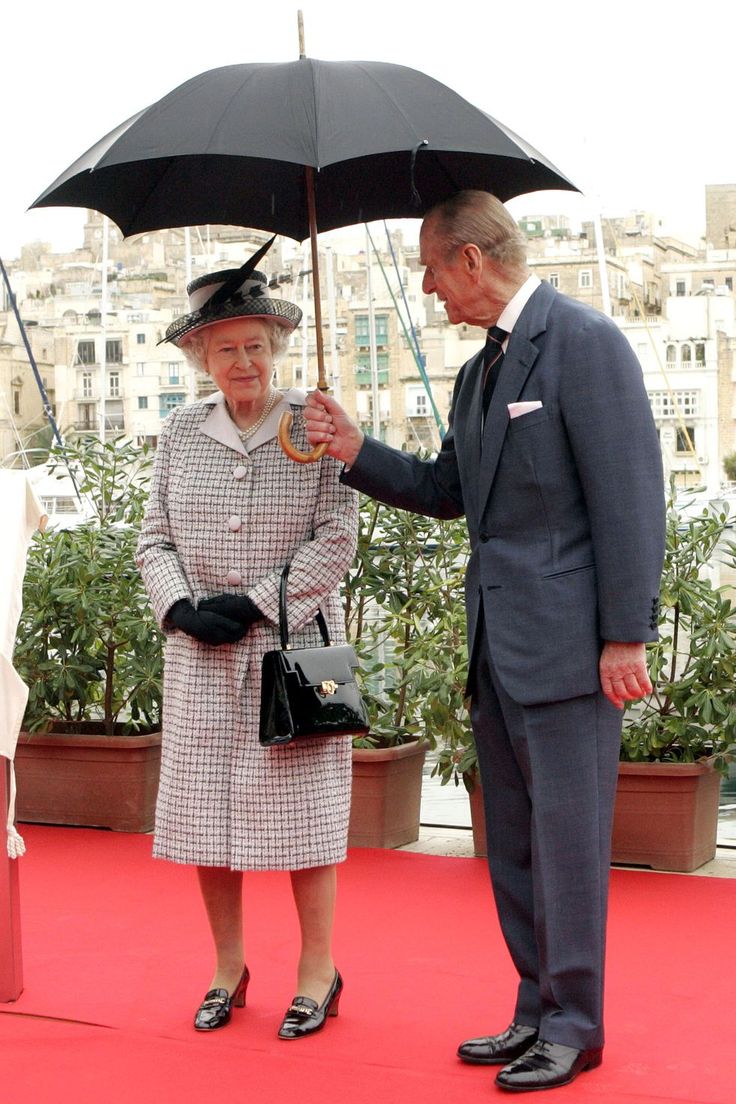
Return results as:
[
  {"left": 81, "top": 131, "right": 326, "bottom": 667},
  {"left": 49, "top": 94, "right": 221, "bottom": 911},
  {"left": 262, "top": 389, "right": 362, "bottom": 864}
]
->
[{"left": 199, "top": 389, "right": 306, "bottom": 455}]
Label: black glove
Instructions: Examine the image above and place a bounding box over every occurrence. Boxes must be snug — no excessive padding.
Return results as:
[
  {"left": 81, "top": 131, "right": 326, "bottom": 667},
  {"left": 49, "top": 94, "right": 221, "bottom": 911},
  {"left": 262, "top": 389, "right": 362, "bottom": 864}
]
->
[
  {"left": 167, "top": 598, "right": 247, "bottom": 646},
  {"left": 197, "top": 594, "right": 263, "bottom": 627}
]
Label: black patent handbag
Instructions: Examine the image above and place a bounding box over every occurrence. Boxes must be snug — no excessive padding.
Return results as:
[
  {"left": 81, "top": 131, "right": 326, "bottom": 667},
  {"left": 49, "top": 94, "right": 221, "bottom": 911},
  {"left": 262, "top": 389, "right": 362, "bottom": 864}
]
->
[{"left": 259, "top": 564, "right": 370, "bottom": 747}]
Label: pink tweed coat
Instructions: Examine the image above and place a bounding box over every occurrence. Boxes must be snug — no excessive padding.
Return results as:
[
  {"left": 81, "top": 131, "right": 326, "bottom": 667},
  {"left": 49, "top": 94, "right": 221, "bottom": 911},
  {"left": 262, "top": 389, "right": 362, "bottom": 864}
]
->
[{"left": 136, "top": 389, "right": 358, "bottom": 871}]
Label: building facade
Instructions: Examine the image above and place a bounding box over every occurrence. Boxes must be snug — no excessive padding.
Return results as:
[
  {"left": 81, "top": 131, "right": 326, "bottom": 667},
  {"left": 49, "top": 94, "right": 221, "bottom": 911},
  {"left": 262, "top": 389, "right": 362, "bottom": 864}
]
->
[{"left": 4, "top": 190, "right": 736, "bottom": 493}]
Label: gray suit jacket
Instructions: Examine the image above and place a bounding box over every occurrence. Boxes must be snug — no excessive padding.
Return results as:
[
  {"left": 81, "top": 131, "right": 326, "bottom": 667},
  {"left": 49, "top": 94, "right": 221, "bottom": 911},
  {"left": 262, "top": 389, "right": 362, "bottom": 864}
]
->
[{"left": 343, "top": 282, "right": 665, "bottom": 706}]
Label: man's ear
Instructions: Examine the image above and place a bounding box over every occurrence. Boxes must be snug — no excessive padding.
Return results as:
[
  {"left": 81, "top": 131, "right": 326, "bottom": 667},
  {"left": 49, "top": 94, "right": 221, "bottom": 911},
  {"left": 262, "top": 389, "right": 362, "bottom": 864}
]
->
[{"left": 460, "top": 243, "right": 483, "bottom": 280}]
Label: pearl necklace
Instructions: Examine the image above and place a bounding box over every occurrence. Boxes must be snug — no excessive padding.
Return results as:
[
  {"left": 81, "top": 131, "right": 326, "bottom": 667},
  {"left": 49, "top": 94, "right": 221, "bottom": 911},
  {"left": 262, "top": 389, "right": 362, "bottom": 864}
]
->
[{"left": 237, "top": 388, "right": 279, "bottom": 441}]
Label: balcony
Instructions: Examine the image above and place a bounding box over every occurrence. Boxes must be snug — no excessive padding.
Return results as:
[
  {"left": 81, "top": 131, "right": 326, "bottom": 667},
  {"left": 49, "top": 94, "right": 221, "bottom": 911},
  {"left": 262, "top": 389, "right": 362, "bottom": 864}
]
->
[
  {"left": 74, "top": 390, "right": 125, "bottom": 403},
  {"left": 355, "top": 369, "right": 389, "bottom": 387}
]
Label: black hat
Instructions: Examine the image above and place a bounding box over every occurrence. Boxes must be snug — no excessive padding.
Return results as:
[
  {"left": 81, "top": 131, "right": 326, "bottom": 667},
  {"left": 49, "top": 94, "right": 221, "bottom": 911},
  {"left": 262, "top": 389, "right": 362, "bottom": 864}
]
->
[{"left": 161, "top": 235, "right": 302, "bottom": 346}]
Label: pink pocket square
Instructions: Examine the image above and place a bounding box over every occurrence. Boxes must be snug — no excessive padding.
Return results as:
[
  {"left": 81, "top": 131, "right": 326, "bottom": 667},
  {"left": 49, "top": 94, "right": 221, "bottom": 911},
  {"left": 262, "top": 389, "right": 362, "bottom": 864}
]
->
[{"left": 507, "top": 401, "right": 543, "bottom": 420}]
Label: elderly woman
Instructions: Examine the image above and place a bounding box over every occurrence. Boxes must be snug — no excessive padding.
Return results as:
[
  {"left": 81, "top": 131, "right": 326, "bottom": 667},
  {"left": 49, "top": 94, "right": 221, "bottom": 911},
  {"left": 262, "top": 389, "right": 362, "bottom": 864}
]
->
[{"left": 136, "top": 243, "right": 358, "bottom": 1040}]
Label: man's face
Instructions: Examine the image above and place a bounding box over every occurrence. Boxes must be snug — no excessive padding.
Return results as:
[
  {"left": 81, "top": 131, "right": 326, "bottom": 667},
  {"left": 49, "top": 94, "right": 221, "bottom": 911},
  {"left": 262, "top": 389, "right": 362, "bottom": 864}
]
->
[{"left": 419, "top": 221, "right": 476, "bottom": 326}]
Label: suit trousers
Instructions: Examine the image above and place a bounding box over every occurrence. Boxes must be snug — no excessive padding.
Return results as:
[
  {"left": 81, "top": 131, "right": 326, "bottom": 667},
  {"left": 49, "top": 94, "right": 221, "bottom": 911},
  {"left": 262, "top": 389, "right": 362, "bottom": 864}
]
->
[{"left": 470, "top": 621, "right": 622, "bottom": 1051}]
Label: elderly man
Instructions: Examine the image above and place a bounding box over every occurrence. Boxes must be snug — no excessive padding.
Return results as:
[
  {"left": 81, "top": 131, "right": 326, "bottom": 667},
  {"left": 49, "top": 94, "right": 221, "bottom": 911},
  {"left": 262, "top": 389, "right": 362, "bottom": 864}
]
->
[{"left": 305, "top": 190, "right": 664, "bottom": 1092}]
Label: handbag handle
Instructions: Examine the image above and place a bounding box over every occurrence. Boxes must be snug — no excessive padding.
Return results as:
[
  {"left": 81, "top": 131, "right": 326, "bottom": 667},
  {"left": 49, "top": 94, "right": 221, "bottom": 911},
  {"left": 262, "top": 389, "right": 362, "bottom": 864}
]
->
[{"left": 279, "top": 564, "right": 332, "bottom": 650}]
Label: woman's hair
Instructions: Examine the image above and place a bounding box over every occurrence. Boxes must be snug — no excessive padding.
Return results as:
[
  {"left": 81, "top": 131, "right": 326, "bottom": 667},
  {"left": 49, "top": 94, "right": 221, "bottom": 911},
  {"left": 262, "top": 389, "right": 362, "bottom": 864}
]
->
[
  {"left": 180, "top": 316, "right": 292, "bottom": 372},
  {"left": 426, "top": 190, "right": 528, "bottom": 271}
]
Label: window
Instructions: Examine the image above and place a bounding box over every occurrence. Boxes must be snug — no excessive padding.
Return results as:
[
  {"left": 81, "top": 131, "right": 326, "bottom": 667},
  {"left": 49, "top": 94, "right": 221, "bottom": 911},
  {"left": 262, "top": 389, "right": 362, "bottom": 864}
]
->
[
  {"left": 355, "top": 315, "right": 369, "bottom": 347},
  {"left": 695, "top": 343, "right": 705, "bottom": 364},
  {"left": 136, "top": 333, "right": 146, "bottom": 345},
  {"left": 13, "top": 390, "right": 20, "bottom": 415},
  {"left": 40, "top": 496, "right": 78, "bottom": 516},
  {"left": 82, "top": 371, "right": 93, "bottom": 398},
  {"left": 168, "top": 362, "right": 181, "bottom": 385},
  {"left": 676, "top": 426, "right": 695, "bottom": 454},
  {"left": 405, "top": 385, "right": 430, "bottom": 417},
  {"left": 138, "top": 396, "right": 149, "bottom": 410},
  {"left": 106, "top": 339, "right": 123, "bottom": 364},
  {"left": 77, "top": 340, "right": 95, "bottom": 365},
  {"left": 355, "top": 353, "right": 389, "bottom": 386},
  {"left": 726, "top": 277, "right": 733, "bottom": 291},
  {"left": 354, "top": 313, "right": 389, "bottom": 348},
  {"left": 375, "top": 314, "right": 389, "bottom": 346},
  {"left": 160, "top": 393, "right": 186, "bottom": 417},
  {"left": 649, "top": 390, "right": 698, "bottom": 418},
  {"left": 666, "top": 344, "right": 676, "bottom": 365},
  {"left": 548, "top": 273, "right": 559, "bottom": 289},
  {"left": 578, "top": 269, "right": 592, "bottom": 289},
  {"left": 681, "top": 344, "right": 692, "bottom": 364},
  {"left": 137, "top": 363, "right": 146, "bottom": 376},
  {"left": 109, "top": 372, "right": 120, "bottom": 398},
  {"left": 676, "top": 280, "right": 686, "bottom": 297},
  {"left": 77, "top": 404, "right": 96, "bottom": 429}
]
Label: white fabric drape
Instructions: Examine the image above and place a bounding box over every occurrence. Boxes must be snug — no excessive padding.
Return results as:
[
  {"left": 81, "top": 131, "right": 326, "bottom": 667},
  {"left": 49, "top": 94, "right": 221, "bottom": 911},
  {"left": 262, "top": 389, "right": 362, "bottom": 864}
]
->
[{"left": 0, "top": 471, "right": 46, "bottom": 857}]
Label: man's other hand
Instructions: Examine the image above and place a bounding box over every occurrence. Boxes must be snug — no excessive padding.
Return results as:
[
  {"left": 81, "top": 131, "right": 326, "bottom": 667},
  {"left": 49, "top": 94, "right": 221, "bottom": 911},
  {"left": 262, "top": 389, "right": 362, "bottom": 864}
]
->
[{"left": 599, "top": 641, "right": 652, "bottom": 709}]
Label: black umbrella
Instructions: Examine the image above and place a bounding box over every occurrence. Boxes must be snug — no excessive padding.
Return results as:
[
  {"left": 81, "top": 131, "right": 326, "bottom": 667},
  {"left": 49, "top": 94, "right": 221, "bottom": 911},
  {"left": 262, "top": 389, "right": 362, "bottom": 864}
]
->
[{"left": 31, "top": 47, "right": 577, "bottom": 460}]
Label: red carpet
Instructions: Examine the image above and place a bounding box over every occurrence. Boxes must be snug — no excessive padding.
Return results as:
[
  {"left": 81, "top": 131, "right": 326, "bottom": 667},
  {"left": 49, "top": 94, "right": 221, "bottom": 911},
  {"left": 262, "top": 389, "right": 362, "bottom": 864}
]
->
[{"left": 1, "top": 825, "right": 734, "bottom": 1104}]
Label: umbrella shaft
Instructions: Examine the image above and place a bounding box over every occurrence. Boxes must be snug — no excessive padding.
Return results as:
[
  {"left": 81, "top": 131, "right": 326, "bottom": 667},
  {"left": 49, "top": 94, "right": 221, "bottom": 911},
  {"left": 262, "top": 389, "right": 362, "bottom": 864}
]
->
[{"left": 306, "top": 167, "right": 327, "bottom": 391}]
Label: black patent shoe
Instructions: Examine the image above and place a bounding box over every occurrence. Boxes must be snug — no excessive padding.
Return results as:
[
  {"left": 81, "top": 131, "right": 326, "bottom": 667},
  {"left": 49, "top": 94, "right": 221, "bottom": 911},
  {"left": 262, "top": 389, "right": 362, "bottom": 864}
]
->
[
  {"left": 495, "top": 1040, "right": 603, "bottom": 1092},
  {"left": 458, "top": 1022, "right": 539, "bottom": 1065},
  {"left": 193, "top": 965, "right": 250, "bottom": 1031},
  {"left": 277, "top": 970, "right": 343, "bottom": 1040}
]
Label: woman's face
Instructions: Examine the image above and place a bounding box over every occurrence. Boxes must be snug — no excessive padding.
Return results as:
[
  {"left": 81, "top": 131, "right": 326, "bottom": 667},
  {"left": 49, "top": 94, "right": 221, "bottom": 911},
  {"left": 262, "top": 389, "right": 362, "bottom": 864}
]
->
[{"left": 204, "top": 318, "right": 274, "bottom": 407}]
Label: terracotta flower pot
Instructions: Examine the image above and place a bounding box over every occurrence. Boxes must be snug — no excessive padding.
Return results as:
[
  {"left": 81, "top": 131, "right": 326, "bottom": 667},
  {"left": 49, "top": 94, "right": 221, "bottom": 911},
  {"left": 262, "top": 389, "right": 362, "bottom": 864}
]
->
[
  {"left": 465, "top": 771, "right": 488, "bottom": 858},
  {"left": 611, "top": 761, "right": 720, "bottom": 872},
  {"left": 348, "top": 739, "right": 429, "bottom": 848},
  {"left": 14, "top": 722, "right": 161, "bottom": 833}
]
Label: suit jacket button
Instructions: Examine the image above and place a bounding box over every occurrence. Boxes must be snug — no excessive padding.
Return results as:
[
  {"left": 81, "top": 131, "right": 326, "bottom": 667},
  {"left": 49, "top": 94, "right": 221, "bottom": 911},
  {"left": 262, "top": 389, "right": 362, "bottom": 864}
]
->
[
  {"left": 233, "top": 465, "right": 247, "bottom": 479},
  {"left": 480, "top": 533, "right": 489, "bottom": 543},
  {"left": 226, "top": 570, "right": 242, "bottom": 586},
  {"left": 228, "top": 515, "right": 242, "bottom": 532}
]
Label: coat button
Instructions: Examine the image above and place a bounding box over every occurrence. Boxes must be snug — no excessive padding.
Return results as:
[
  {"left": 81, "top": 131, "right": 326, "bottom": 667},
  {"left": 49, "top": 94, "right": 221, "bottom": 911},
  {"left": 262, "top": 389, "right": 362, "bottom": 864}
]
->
[
  {"left": 226, "top": 570, "right": 242, "bottom": 586},
  {"left": 233, "top": 465, "right": 247, "bottom": 479},
  {"left": 228, "top": 515, "right": 242, "bottom": 531},
  {"left": 480, "top": 532, "right": 489, "bottom": 543}
]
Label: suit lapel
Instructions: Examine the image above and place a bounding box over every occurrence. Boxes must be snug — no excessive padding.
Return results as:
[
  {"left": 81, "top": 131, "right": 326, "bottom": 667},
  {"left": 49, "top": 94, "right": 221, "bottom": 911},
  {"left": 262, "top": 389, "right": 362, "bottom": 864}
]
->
[{"left": 477, "top": 283, "right": 555, "bottom": 517}]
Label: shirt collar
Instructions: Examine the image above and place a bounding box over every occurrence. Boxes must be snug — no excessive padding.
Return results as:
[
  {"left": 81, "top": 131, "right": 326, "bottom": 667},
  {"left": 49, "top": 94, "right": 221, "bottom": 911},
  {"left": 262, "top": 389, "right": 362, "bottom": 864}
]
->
[
  {"left": 199, "top": 388, "right": 306, "bottom": 454},
  {"left": 496, "top": 274, "right": 541, "bottom": 338}
]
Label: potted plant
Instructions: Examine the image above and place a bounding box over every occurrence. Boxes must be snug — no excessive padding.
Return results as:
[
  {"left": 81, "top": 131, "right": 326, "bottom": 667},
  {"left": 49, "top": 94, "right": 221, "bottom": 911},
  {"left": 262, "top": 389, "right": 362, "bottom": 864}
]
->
[
  {"left": 343, "top": 496, "right": 441, "bottom": 848},
  {"left": 13, "top": 437, "right": 164, "bottom": 832},
  {"left": 615, "top": 488, "right": 736, "bottom": 870}
]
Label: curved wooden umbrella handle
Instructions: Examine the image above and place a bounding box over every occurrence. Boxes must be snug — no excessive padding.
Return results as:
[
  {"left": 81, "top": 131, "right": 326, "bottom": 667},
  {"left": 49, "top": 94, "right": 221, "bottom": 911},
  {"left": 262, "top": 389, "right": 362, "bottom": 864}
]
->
[{"left": 278, "top": 411, "right": 329, "bottom": 464}]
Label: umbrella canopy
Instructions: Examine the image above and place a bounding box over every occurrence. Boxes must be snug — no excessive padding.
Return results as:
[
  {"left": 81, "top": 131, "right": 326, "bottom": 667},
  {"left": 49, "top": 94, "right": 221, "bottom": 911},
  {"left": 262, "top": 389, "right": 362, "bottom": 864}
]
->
[
  {"left": 31, "top": 58, "right": 577, "bottom": 241},
  {"left": 31, "top": 56, "right": 577, "bottom": 461}
]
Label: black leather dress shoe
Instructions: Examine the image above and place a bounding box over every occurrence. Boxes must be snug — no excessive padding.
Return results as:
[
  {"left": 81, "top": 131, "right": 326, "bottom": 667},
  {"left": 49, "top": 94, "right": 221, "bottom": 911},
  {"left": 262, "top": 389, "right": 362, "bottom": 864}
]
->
[
  {"left": 495, "top": 1040, "right": 603, "bottom": 1092},
  {"left": 457, "top": 1022, "right": 538, "bottom": 1065},
  {"left": 278, "top": 970, "right": 343, "bottom": 1040},
  {"left": 193, "top": 965, "right": 250, "bottom": 1031}
]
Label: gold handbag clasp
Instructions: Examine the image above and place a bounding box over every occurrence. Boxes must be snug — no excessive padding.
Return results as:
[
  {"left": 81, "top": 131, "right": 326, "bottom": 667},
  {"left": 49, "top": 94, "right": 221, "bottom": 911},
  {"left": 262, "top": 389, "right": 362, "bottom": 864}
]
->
[{"left": 319, "top": 680, "right": 338, "bottom": 697}]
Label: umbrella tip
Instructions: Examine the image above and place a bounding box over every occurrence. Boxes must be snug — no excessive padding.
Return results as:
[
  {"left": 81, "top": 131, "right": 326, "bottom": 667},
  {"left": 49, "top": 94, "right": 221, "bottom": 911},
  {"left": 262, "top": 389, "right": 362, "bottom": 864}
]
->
[{"left": 297, "top": 10, "right": 306, "bottom": 58}]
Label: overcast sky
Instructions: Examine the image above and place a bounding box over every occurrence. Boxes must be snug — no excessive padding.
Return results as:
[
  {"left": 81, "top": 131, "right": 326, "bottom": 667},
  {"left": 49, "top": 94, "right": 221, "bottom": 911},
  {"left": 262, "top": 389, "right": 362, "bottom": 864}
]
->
[{"left": 2, "top": 0, "right": 733, "bottom": 261}]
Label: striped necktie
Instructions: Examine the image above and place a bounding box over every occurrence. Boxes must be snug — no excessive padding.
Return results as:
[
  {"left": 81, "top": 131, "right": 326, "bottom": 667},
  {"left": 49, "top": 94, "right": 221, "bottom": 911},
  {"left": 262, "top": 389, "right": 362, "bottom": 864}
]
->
[{"left": 482, "top": 325, "right": 508, "bottom": 418}]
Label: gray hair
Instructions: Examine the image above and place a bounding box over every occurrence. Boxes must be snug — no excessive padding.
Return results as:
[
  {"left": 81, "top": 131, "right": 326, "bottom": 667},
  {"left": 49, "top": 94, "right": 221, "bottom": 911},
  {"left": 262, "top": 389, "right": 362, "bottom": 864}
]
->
[
  {"left": 424, "top": 190, "right": 528, "bottom": 271},
  {"left": 181, "top": 317, "right": 292, "bottom": 372}
]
